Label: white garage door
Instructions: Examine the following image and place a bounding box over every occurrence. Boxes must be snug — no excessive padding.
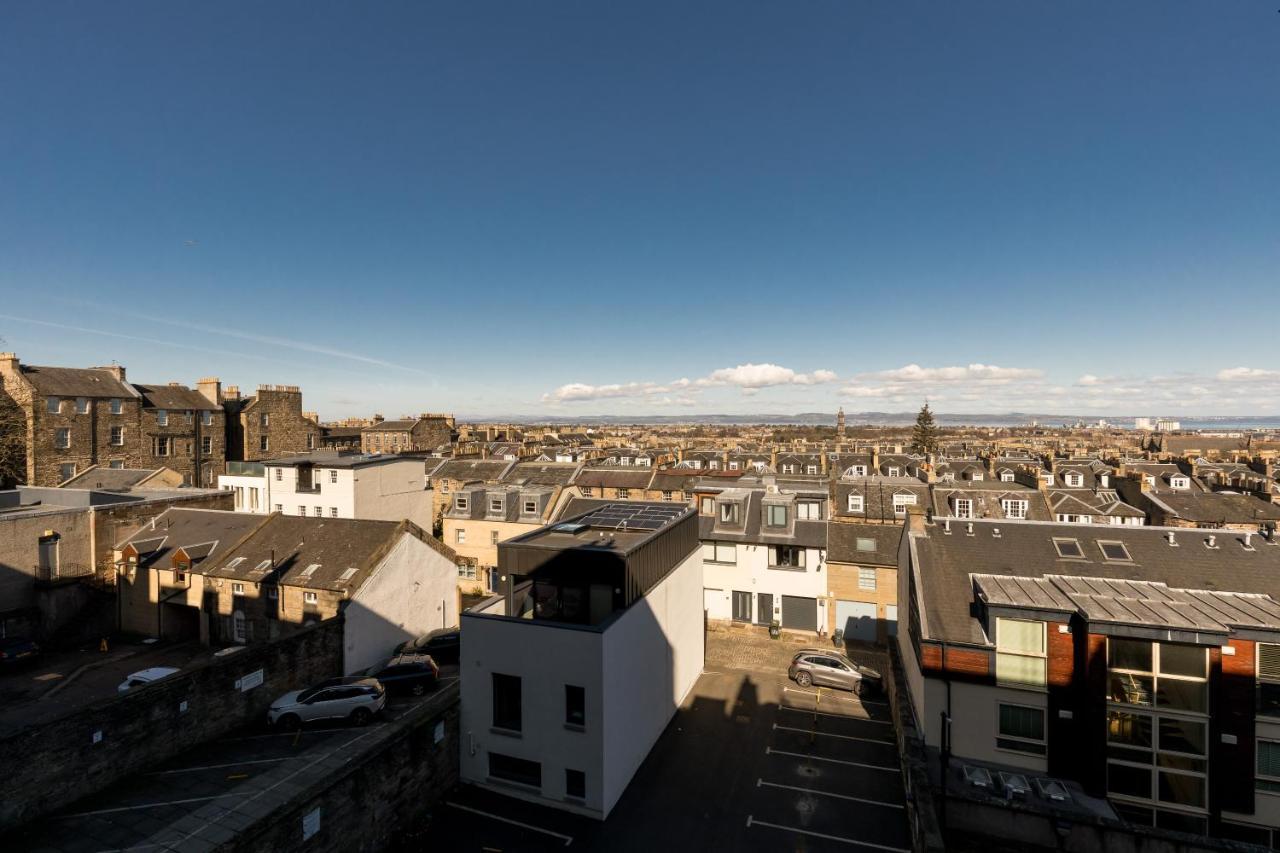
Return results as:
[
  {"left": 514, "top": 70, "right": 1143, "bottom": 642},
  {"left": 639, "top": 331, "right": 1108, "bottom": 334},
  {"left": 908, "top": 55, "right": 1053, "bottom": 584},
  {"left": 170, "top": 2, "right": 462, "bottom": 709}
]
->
[
  {"left": 704, "top": 588, "right": 729, "bottom": 620},
  {"left": 836, "top": 600, "right": 877, "bottom": 642}
]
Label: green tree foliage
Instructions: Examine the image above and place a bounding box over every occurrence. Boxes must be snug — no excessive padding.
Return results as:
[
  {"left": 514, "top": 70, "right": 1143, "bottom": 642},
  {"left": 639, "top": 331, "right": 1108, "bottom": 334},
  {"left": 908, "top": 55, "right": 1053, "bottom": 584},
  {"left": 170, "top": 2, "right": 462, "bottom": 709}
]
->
[{"left": 911, "top": 402, "right": 939, "bottom": 456}]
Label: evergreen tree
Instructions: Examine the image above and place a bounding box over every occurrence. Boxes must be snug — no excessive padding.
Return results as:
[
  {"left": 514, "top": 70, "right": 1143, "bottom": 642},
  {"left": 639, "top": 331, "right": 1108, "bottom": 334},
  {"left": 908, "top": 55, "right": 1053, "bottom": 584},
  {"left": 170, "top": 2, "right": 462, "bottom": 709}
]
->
[{"left": 911, "top": 402, "right": 939, "bottom": 456}]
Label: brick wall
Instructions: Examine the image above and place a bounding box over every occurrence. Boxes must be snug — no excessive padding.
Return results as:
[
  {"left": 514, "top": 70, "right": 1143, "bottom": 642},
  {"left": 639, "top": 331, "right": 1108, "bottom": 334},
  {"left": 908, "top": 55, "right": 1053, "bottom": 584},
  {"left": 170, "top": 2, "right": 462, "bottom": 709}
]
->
[
  {"left": 1046, "top": 620, "right": 1075, "bottom": 778},
  {"left": 1215, "top": 638, "right": 1256, "bottom": 815},
  {"left": 215, "top": 684, "right": 460, "bottom": 853},
  {"left": 234, "top": 388, "right": 317, "bottom": 461},
  {"left": 0, "top": 617, "right": 345, "bottom": 832}
]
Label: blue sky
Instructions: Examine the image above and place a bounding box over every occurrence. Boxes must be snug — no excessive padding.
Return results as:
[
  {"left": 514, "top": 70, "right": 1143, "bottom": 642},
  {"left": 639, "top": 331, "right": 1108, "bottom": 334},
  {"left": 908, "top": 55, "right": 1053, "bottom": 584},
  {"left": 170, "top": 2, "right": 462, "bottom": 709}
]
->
[{"left": 2, "top": 2, "right": 1277, "bottom": 418}]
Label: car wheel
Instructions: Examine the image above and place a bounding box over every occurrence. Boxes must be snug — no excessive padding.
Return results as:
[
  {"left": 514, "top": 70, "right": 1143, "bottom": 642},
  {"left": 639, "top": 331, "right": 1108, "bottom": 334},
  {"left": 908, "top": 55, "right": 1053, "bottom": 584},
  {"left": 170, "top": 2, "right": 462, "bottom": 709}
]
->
[
  {"left": 350, "top": 707, "right": 372, "bottom": 726},
  {"left": 795, "top": 671, "right": 812, "bottom": 688},
  {"left": 411, "top": 682, "right": 427, "bottom": 697},
  {"left": 276, "top": 713, "right": 301, "bottom": 731}
]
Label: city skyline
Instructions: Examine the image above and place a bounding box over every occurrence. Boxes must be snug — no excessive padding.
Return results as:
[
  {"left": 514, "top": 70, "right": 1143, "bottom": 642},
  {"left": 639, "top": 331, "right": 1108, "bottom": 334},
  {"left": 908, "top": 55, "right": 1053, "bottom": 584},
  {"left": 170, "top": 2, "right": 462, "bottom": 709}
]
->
[{"left": 3, "top": 2, "right": 1277, "bottom": 417}]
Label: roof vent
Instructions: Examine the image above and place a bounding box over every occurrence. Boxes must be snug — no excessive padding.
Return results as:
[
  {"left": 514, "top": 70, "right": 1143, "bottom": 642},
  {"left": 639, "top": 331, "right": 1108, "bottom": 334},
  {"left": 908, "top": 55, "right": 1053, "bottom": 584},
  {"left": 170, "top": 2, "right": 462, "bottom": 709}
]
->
[
  {"left": 943, "top": 519, "right": 951, "bottom": 534},
  {"left": 1206, "top": 534, "right": 1218, "bottom": 549},
  {"left": 966, "top": 522, "right": 974, "bottom": 536},
  {"left": 1244, "top": 532, "right": 1254, "bottom": 550},
  {"left": 992, "top": 527, "right": 1001, "bottom": 539},
  {"left": 1166, "top": 531, "right": 1178, "bottom": 547}
]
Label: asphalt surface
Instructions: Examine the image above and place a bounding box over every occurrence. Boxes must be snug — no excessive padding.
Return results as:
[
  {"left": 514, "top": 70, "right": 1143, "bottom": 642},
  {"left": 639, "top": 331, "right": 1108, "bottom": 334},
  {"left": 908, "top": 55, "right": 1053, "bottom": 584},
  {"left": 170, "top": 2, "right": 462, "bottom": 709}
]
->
[
  {"left": 423, "top": 649, "right": 910, "bottom": 852},
  {"left": 4, "top": 680, "right": 456, "bottom": 853}
]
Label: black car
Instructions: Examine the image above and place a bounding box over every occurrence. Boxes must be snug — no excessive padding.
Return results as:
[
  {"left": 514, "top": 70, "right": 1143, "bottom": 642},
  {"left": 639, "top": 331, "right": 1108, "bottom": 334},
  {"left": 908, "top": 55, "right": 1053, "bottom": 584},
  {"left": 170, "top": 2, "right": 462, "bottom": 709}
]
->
[
  {"left": 0, "top": 637, "right": 40, "bottom": 669},
  {"left": 394, "top": 627, "right": 460, "bottom": 663},
  {"left": 364, "top": 653, "right": 439, "bottom": 696}
]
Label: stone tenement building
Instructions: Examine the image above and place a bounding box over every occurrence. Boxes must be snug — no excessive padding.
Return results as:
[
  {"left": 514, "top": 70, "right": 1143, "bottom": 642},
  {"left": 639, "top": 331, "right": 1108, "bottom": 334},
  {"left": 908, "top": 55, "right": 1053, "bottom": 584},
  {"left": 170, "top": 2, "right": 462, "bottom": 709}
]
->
[
  {"left": 0, "top": 353, "right": 226, "bottom": 487},
  {"left": 222, "top": 384, "right": 319, "bottom": 462},
  {"left": 360, "top": 413, "right": 455, "bottom": 454}
]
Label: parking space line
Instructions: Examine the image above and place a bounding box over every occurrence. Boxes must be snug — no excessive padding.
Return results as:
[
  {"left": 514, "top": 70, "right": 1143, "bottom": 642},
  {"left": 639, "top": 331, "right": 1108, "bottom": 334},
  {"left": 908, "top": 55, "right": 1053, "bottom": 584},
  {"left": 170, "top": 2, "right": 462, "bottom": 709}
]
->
[
  {"left": 766, "top": 746, "right": 900, "bottom": 772},
  {"left": 783, "top": 686, "right": 889, "bottom": 707},
  {"left": 757, "top": 778, "right": 903, "bottom": 809},
  {"left": 773, "top": 723, "right": 892, "bottom": 745},
  {"left": 147, "top": 757, "right": 300, "bottom": 774},
  {"left": 447, "top": 802, "right": 573, "bottom": 846},
  {"left": 778, "top": 704, "right": 892, "bottom": 726},
  {"left": 219, "top": 727, "right": 351, "bottom": 741},
  {"left": 747, "top": 815, "right": 909, "bottom": 851},
  {"left": 61, "top": 794, "right": 243, "bottom": 818}
]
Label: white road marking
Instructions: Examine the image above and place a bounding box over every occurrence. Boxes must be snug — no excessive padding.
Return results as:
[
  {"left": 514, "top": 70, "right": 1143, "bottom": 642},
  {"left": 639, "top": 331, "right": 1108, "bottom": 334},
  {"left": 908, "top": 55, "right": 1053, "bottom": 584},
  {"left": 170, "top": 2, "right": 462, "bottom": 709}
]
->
[
  {"left": 778, "top": 704, "right": 892, "bottom": 726},
  {"left": 63, "top": 794, "right": 242, "bottom": 818},
  {"left": 757, "top": 778, "right": 904, "bottom": 809},
  {"left": 147, "top": 757, "right": 299, "bottom": 774},
  {"left": 447, "top": 802, "right": 573, "bottom": 846},
  {"left": 766, "top": 746, "right": 900, "bottom": 772},
  {"left": 783, "top": 685, "right": 889, "bottom": 707},
  {"left": 773, "top": 723, "right": 893, "bottom": 745},
  {"left": 219, "top": 727, "right": 351, "bottom": 741},
  {"left": 747, "top": 815, "right": 910, "bottom": 851}
]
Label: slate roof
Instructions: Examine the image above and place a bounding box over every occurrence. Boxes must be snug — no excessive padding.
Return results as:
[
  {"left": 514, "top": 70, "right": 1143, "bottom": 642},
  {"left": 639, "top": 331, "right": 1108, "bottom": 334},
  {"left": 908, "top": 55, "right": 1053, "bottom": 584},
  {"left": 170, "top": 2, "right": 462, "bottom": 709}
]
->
[
  {"left": 61, "top": 467, "right": 166, "bottom": 491},
  {"left": 697, "top": 489, "right": 827, "bottom": 548},
  {"left": 572, "top": 468, "right": 654, "bottom": 490},
  {"left": 835, "top": 478, "right": 931, "bottom": 522},
  {"left": 502, "top": 462, "right": 581, "bottom": 487},
  {"left": 19, "top": 365, "right": 136, "bottom": 398},
  {"left": 362, "top": 419, "right": 418, "bottom": 432},
  {"left": 117, "top": 508, "right": 267, "bottom": 569},
  {"left": 427, "top": 458, "right": 513, "bottom": 483},
  {"left": 827, "top": 522, "right": 901, "bottom": 566},
  {"left": 1144, "top": 490, "right": 1280, "bottom": 524},
  {"left": 910, "top": 519, "right": 1280, "bottom": 646},
  {"left": 133, "top": 384, "right": 220, "bottom": 411},
  {"left": 932, "top": 482, "right": 1051, "bottom": 521}
]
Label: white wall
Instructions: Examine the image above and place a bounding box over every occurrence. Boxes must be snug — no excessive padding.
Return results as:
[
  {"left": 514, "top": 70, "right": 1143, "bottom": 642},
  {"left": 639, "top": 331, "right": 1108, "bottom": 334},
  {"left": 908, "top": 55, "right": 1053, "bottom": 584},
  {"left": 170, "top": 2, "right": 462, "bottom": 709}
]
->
[
  {"left": 353, "top": 461, "right": 431, "bottom": 528},
  {"left": 601, "top": 548, "right": 704, "bottom": 814},
  {"left": 701, "top": 540, "right": 825, "bottom": 626},
  {"left": 217, "top": 473, "right": 268, "bottom": 514},
  {"left": 947, "top": 681, "right": 1048, "bottom": 772},
  {"left": 343, "top": 532, "right": 459, "bottom": 674}
]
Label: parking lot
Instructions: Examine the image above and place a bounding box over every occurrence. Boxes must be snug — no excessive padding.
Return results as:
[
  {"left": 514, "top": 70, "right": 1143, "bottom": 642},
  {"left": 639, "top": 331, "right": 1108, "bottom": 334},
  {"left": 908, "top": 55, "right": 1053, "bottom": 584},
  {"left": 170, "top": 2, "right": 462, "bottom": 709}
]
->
[
  {"left": 4, "top": 678, "right": 457, "bottom": 853},
  {"left": 426, "top": 633, "right": 909, "bottom": 852}
]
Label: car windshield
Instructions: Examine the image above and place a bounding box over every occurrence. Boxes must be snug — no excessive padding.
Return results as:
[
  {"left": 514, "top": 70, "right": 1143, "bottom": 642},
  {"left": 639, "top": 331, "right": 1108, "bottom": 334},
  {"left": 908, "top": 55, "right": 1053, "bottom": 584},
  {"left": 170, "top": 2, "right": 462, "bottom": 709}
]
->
[{"left": 296, "top": 687, "right": 324, "bottom": 703}]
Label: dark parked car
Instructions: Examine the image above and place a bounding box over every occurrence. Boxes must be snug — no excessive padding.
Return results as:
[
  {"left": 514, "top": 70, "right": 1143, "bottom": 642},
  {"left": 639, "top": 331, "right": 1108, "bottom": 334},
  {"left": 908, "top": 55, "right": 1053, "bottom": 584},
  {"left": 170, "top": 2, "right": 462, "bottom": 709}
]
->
[
  {"left": 394, "top": 627, "right": 460, "bottom": 663},
  {"left": 364, "top": 653, "right": 440, "bottom": 696},
  {"left": 0, "top": 637, "right": 40, "bottom": 669}
]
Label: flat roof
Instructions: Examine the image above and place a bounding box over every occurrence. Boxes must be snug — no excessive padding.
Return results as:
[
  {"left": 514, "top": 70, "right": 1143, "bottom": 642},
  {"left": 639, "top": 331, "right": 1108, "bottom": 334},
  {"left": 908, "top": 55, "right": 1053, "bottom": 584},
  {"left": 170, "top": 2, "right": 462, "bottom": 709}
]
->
[{"left": 509, "top": 501, "right": 693, "bottom": 555}]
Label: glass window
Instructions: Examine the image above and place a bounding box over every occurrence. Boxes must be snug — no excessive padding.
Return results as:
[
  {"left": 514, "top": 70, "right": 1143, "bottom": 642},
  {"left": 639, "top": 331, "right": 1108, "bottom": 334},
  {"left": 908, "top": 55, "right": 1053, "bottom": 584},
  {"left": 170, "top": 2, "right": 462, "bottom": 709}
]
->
[
  {"left": 858, "top": 568, "right": 876, "bottom": 590},
  {"left": 1257, "top": 740, "right": 1280, "bottom": 792},
  {"left": 565, "top": 768, "right": 585, "bottom": 799},
  {"left": 46, "top": 396, "right": 60, "bottom": 414},
  {"left": 1053, "top": 538, "right": 1084, "bottom": 558},
  {"left": 766, "top": 505, "right": 788, "bottom": 527},
  {"left": 1158, "top": 643, "right": 1205, "bottom": 679},
  {"left": 847, "top": 494, "right": 864, "bottom": 513},
  {"left": 489, "top": 753, "right": 540, "bottom": 788},
  {"left": 1157, "top": 771, "right": 1205, "bottom": 808},
  {"left": 719, "top": 502, "right": 740, "bottom": 524},
  {"left": 1108, "top": 762, "right": 1153, "bottom": 799},
  {"left": 492, "top": 673, "right": 522, "bottom": 732},
  {"left": 110, "top": 398, "right": 122, "bottom": 414},
  {"left": 712, "top": 542, "right": 736, "bottom": 563},
  {"left": 1099, "top": 541, "right": 1132, "bottom": 561},
  {"left": 1158, "top": 718, "right": 1206, "bottom": 757},
  {"left": 1109, "top": 638, "right": 1153, "bottom": 673},
  {"left": 1108, "top": 711, "right": 1153, "bottom": 749},
  {"left": 997, "top": 703, "right": 1046, "bottom": 755},
  {"left": 856, "top": 538, "right": 876, "bottom": 552},
  {"left": 565, "top": 685, "right": 585, "bottom": 727},
  {"left": 995, "top": 618, "right": 1046, "bottom": 687}
]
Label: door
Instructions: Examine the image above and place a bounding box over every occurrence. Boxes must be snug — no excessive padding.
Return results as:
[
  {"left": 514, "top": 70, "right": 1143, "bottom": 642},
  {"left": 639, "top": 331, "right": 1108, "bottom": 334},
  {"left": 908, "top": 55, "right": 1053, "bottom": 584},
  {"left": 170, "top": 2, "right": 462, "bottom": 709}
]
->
[
  {"left": 885, "top": 605, "right": 898, "bottom": 637},
  {"left": 836, "top": 600, "right": 877, "bottom": 642},
  {"left": 756, "top": 593, "right": 774, "bottom": 625},
  {"left": 704, "top": 589, "right": 728, "bottom": 620},
  {"left": 731, "top": 591, "right": 752, "bottom": 622},
  {"left": 781, "top": 595, "right": 817, "bottom": 631}
]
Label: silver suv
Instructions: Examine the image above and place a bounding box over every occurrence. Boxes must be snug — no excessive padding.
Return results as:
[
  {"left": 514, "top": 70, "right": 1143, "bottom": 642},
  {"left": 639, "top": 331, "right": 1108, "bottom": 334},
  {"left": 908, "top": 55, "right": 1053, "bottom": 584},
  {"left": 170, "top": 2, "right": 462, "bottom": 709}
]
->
[
  {"left": 788, "top": 650, "right": 883, "bottom": 695},
  {"left": 267, "top": 677, "right": 385, "bottom": 728}
]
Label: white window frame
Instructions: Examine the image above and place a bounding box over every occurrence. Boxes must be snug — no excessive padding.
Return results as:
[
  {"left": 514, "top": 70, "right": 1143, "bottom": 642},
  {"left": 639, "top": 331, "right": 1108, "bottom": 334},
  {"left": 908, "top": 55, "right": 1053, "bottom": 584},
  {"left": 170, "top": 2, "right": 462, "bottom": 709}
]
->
[
  {"left": 55, "top": 428, "right": 71, "bottom": 449},
  {"left": 110, "top": 425, "right": 125, "bottom": 446},
  {"left": 75, "top": 397, "right": 90, "bottom": 414},
  {"left": 304, "top": 591, "right": 318, "bottom": 604},
  {"left": 858, "top": 568, "right": 876, "bottom": 591},
  {"left": 953, "top": 498, "right": 973, "bottom": 519},
  {"left": 996, "top": 702, "right": 1047, "bottom": 756},
  {"left": 995, "top": 617, "right": 1047, "bottom": 689},
  {"left": 110, "top": 398, "right": 123, "bottom": 415},
  {"left": 456, "top": 528, "right": 467, "bottom": 544},
  {"left": 1001, "top": 499, "right": 1028, "bottom": 519},
  {"left": 155, "top": 409, "right": 168, "bottom": 426},
  {"left": 847, "top": 494, "right": 865, "bottom": 513},
  {"left": 893, "top": 493, "right": 917, "bottom": 515}
]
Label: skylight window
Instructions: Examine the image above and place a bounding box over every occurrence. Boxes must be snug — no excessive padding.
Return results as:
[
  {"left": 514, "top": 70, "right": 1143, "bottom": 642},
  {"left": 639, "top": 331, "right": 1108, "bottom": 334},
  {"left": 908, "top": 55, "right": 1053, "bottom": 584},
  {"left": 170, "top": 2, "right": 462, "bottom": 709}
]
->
[
  {"left": 1053, "top": 538, "right": 1084, "bottom": 559},
  {"left": 338, "top": 567, "right": 358, "bottom": 582},
  {"left": 225, "top": 557, "right": 245, "bottom": 569},
  {"left": 1099, "top": 541, "right": 1131, "bottom": 562},
  {"left": 299, "top": 563, "right": 320, "bottom": 578}
]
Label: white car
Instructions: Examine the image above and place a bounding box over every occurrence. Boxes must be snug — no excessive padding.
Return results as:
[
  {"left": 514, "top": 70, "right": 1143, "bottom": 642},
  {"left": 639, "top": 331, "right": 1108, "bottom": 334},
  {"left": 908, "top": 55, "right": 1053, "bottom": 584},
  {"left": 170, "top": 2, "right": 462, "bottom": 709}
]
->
[
  {"left": 117, "top": 666, "right": 180, "bottom": 693},
  {"left": 267, "top": 677, "right": 386, "bottom": 728}
]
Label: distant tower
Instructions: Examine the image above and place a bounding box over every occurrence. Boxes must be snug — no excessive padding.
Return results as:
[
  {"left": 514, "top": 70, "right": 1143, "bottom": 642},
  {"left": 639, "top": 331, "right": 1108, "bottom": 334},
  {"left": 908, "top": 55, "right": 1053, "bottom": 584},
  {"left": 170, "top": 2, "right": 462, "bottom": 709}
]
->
[{"left": 836, "top": 406, "right": 846, "bottom": 439}]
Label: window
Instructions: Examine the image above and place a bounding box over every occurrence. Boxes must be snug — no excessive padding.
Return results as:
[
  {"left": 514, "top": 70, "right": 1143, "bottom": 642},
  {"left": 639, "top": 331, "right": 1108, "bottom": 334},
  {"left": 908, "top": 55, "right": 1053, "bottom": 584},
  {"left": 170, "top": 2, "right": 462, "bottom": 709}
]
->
[
  {"left": 489, "top": 753, "right": 540, "bottom": 788},
  {"left": 797, "top": 500, "right": 820, "bottom": 520},
  {"left": 952, "top": 498, "right": 973, "bottom": 519},
  {"left": 232, "top": 582, "right": 244, "bottom": 594},
  {"left": 766, "top": 505, "right": 788, "bottom": 527},
  {"left": 458, "top": 563, "right": 477, "bottom": 580},
  {"left": 781, "top": 464, "right": 795, "bottom": 474},
  {"left": 490, "top": 498, "right": 503, "bottom": 513},
  {"left": 109, "top": 459, "right": 124, "bottom": 469},
  {"left": 995, "top": 618, "right": 1047, "bottom": 688},
  {"left": 260, "top": 413, "right": 269, "bottom": 427},
  {"left": 729, "top": 461, "right": 740, "bottom": 471},
  {"left": 524, "top": 500, "right": 537, "bottom": 514},
  {"left": 1099, "top": 541, "right": 1132, "bottom": 562},
  {"left": 702, "top": 541, "right": 736, "bottom": 564},
  {"left": 330, "top": 507, "right": 338, "bottom": 518},
  {"left": 893, "top": 493, "right": 916, "bottom": 515},
  {"left": 617, "top": 488, "right": 630, "bottom": 499},
  {"left": 858, "top": 568, "right": 877, "bottom": 590},
  {"left": 46, "top": 396, "right": 60, "bottom": 414},
  {"left": 297, "top": 506, "right": 307, "bottom": 516},
  {"left": 330, "top": 470, "right": 338, "bottom": 483},
  {"left": 201, "top": 436, "right": 212, "bottom": 454},
  {"left": 565, "top": 685, "right": 585, "bottom": 727},
  {"left": 75, "top": 397, "right": 89, "bottom": 414},
  {"left": 1258, "top": 644, "right": 1280, "bottom": 717},
  {"left": 313, "top": 506, "right": 322, "bottom": 517},
  {"left": 1258, "top": 740, "right": 1280, "bottom": 793},
  {"left": 1053, "top": 538, "right": 1084, "bottom": 559},
  {"left": 456, "top": 528, "right": 466, "bottom": 544},
  {"left": 259, "top": 436, "right": 269, "bottom": 452},
  {"left": 886, "top": 466, "right": 900, "bottom": 477},
  {"left": 455, "top": 496, "right": 469, "bottom": 511},
  {"left": 155, "top": 409, "right": 168, "bottom": 426},
  {"left": 1001, "top": 499, "right": 1028, "bottom": 519},
  {"left": 153, "top": 436, "right": 171, "bottom": 456},
  {"left": 306, "top": 434, "right": 315, "bottom": 450},
  {"left": 273, "top": 468, "right": 283, "bottom": 482},
  {"left": 806, "top": 465, "right": 818, "bottom": 475},
  {"left": 565, "top": 768, "right": 585, "bottom": 799},
  {"left": 997, "top": 703, "right": 1046, "bottom": 755},
  {"left": 303, "top": 591, "right": 318, "bottom": 604},
  {"left": 847, "top": 494, "right": 865, "bottom": 513},
  {"left": 768, "top": 545, "right": 805, "bottom": 568},
  {"left": 54, "top": 427, "right": 71, "bottom": 449},
  {"left": 719, "top": 502, "right": 740, "bottom": 524},
  {"left": 662, "top": 490, "right": 673, "bottom": 502},
  {"left": 1000, "top": 471, "right": 1015, "bottom": 482},
  {"left": 201, "top": 411, "right": 213, "bottom": 426},
  {"left": 274, "top": 504, "right": 283, "bottom": 512},
  {"left": 110, "top": 398, "right": 122, "bottom": 415},
  {"left": 581, "top": 487, "right": 593, "bottom": 497},
  {"left": 856, "top": 537, "right": 876, "bottom": 552},
  {"left": 492, "top": 673, "right": 522, "bottom": 732},
  {"left": 490, "top": 530, "right": 499, "bottom": 545},
  {"left": 1065, "top": 473, "right": 1084, "bottom": 487},
  {"left": 267, "top": 586, "right": 278, "bottom": 600},
  {"left": 1169, "top": 476, "right": 1189, "bottom": 490},
  {"left": 699, "top": 496, "right": 714, "bottom": 515}
]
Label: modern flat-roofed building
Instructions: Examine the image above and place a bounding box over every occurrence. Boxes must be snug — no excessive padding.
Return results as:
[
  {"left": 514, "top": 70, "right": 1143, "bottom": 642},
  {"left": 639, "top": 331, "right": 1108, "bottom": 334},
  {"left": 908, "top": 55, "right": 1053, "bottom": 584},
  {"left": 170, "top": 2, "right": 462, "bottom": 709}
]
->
[{"left": 460, "top": 502, "right": 703, "bottom": 819}]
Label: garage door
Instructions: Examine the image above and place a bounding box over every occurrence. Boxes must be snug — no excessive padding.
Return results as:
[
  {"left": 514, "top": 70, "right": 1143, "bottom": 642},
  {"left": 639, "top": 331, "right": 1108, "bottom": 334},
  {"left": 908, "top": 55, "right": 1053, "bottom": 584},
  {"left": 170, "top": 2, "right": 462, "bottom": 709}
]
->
[
  {"left": 781, "top": 595, "right": 817, "bottom": 631},
  {"left": 836, "top": 600, "right": 877, "bottom": 642},
  {"left": 704, "top": 588, "right": 729, "bottom": 620}
]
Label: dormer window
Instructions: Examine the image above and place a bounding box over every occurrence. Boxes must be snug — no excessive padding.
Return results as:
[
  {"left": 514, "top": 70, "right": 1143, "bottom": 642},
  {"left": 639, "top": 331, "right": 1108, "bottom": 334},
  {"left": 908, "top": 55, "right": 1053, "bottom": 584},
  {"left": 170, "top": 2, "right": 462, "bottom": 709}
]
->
[
  {"left": 847, "top": 494, "right": 865, "bottom": 513},
  {"left": 455, "top": 496, "right": 469, "bottom": 511},
  {"left": 893, "top": 493, "right": 916, "bottom": 515},
  {"left": 970, "top": 472, "right": 984, "bottom": 482},
  {"left": 1041, "top": 473, "right": 1054, "bottom": 486},
  {"left": 1144, "top": 475, "right": 1155, "bottom": 486},
  {"left": 1000, "top": 471, "right": 1015, "bottom": 483},
  {"left": 489, "top": 498, "right": 504, "bottom": 513},
  {"left": 846, "top": 465, "right": 867, "bottom": 478},
  {"left": 806, "top": 465, "right": 818, "bottom": 475},
  {"left": 952, "top": 498, "right": 973, "bottom": 519},
  {"left": 523, "top": 500, "right": 537, "bottom": 514},
  {"left": 781, "top": 464, "right": 795, "bottom": 474},
  {"left": 719, "top": 503, "right": 740, "bottom": 525},
  {"left": 708, "top": 461, "right": 721, "bottom": 470},
  {"left": 729, "top": 461, "right": 740, "bottom": 471},
  {"left": 1065, "top": 473, "right": 1084, "bottom": 488},
  {"left": 1001, "top": 499, "right": 1028, "bottom": 519},
  {"left": 797, "top": 500, "right": 820, "bottom": 520},
  {"left": 1169, "top": 476, "right": 1190, "bottom": 490},
  {"left": 942, "top": 473, "right": 955, "bottom": 482},
  {"left": 766, "top": 505, "right": 788, "bottom": 527},
  {"left": 699, "top": 496, "right": 714, "bottom": 515}
]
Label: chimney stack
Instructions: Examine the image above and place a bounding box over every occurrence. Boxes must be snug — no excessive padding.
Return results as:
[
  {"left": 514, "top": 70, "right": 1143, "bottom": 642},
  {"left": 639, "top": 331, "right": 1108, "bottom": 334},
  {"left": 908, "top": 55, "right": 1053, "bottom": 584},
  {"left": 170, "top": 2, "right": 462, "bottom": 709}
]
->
[
  {"left": 0, "top": 352, "right": 18, "bottom": 378},
  {"left": 196, "top": 377, "right": 222, "bottom": 406},
  {"left": 95, "top": 362, "right": 126, "bottom": 382}
]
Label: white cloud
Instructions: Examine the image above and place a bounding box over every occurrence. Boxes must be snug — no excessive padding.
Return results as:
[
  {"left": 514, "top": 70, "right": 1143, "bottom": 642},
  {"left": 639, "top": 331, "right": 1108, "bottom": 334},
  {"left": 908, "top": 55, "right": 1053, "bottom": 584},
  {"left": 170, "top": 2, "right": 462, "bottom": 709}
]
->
[
  {"left": 699, "top": 363, "right": 838, "bottom": 389},
  {"left": 543, "top": 382, "right": 670, "bottom": 403},
  {"left": 1218, "top": 367, "right": 1280, "bottom": 382},
  {"left": 866, "top": 363, "right": 1042, "bottom": 383},
  {"left": 1076, "top": 374, "right": 1102, "bottom": 386},
  {"left": 544, "top": 362, "right": 836, "bottom": 403},
  {"left": 839, "top": 384, "right": 900, "bottom": 398}
]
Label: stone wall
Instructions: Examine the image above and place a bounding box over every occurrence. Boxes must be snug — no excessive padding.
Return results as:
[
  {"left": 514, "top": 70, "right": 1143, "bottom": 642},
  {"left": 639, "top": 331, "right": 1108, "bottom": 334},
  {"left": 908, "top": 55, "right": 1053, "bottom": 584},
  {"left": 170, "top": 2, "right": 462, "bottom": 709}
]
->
[
  {"left": 233, "top": 387, "right": 318, "bottom": 461},
  {"left": 215, "top": 684, "right": 460, "bottom": 853},
  {"left": 0, "top": 617, "right": 345, "bottom": 832}
]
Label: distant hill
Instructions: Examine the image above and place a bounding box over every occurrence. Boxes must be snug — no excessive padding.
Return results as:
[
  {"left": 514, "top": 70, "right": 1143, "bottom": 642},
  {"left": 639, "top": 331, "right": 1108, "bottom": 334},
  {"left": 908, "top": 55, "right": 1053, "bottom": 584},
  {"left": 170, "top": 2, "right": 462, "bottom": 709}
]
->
[{"left": 454, "top": 412, "right": 1280, "bottom": 428}]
